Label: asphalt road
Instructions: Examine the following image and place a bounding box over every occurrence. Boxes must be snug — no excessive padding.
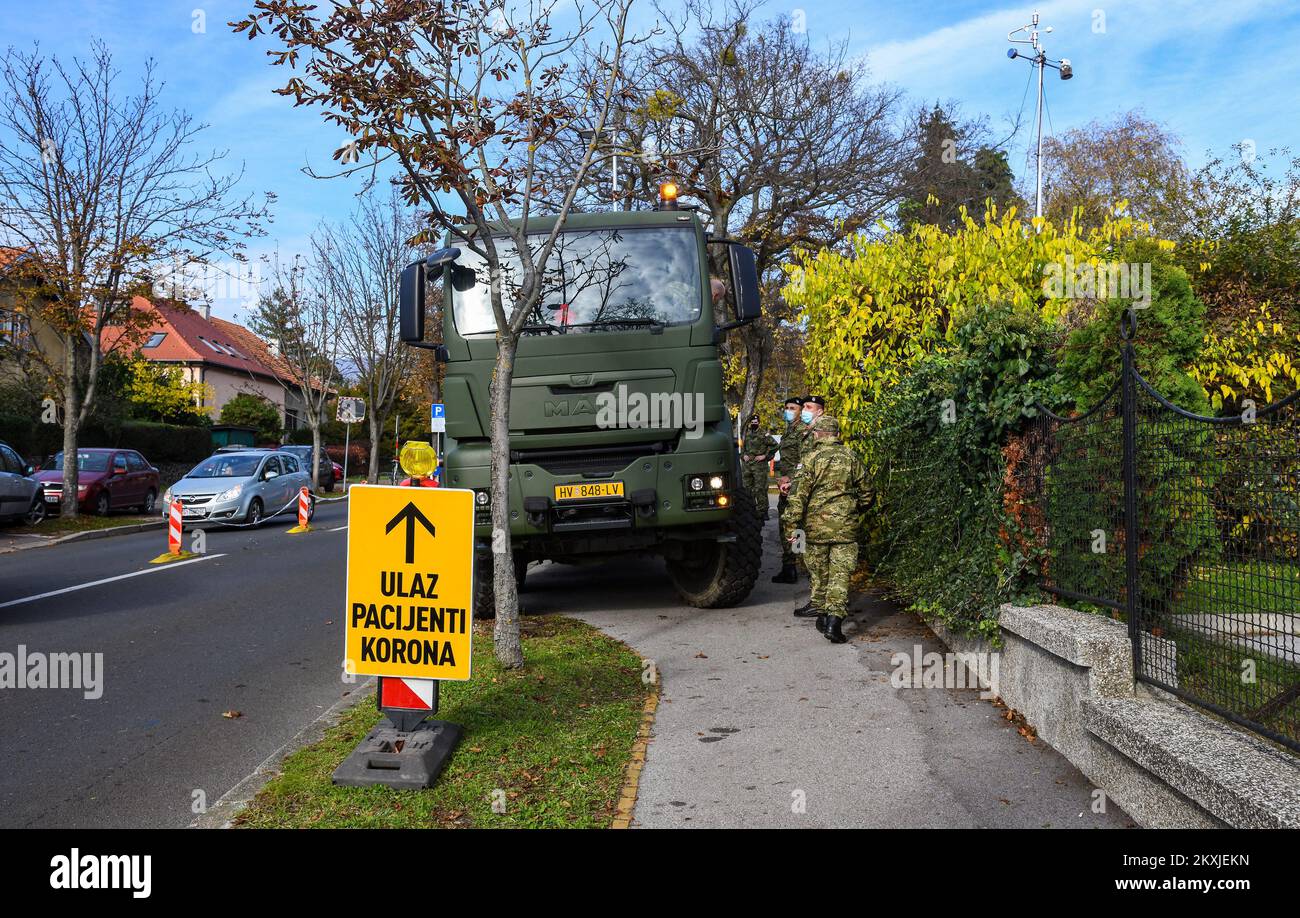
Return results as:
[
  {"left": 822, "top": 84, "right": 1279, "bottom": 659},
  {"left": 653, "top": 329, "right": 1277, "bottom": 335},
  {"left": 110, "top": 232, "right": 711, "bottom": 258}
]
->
[{"left": 0, "top": 497, "right": 355, "bottom": 828}]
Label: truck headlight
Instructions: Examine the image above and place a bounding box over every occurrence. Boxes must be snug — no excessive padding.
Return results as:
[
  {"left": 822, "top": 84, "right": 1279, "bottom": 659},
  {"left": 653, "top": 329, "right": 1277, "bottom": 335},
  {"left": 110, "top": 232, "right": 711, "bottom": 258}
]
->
[
  {"left": 689, "top": 477, "right": 704, "bottom": 491},
  {"left": 475, "top": 490, "right": 490, "bottom": 506},
  {"left": 709, "top": 475, "right": 724, "bottom": 490}
]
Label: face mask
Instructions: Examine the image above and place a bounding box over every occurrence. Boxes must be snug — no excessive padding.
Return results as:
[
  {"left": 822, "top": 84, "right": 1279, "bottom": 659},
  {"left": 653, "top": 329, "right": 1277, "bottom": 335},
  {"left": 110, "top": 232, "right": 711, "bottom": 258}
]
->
[
  {"left": 800, "top": 409, "right": 813, "bottom": 424},
  {"left": 783, "top": 409, "right": 795, "bottom": 422}
]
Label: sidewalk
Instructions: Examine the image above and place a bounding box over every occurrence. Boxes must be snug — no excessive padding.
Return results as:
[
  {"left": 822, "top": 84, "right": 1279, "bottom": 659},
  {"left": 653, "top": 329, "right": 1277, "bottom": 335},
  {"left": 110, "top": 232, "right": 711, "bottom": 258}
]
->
[{"left": 543, "top": 500, "right": 1135, "bottom": 828}]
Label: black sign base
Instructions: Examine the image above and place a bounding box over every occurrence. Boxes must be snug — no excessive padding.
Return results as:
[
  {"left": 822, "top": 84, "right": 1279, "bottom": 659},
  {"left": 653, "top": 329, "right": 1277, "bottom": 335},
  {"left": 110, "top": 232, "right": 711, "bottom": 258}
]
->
[{"left": 331, "top": 719, "right": 462, "bottom": 790}]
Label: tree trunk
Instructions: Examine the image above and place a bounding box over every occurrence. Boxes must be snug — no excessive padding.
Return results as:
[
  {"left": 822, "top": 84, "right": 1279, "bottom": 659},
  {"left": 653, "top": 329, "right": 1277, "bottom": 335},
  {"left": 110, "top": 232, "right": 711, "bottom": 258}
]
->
[
  {"left": 309, "top": 422, "right": 322, "bottom": 490},
  {"left": 366, "top": 411, "right": 383, "bottom": 483},
  {"left": 739, "top": 322, "right": 771, "bottom": 426},
  {"left": 489, "top": 333, "right": 523, "bottom": 668},
  {"left": 60, "top": 335, "right": 80, "bottom": 518}
]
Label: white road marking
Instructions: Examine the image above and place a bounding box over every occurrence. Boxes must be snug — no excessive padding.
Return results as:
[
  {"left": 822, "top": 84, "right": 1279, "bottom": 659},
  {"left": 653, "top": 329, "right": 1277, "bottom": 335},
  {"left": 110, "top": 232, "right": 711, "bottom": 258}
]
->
[
  {"left": 0, "top": 553, "right": 228, "bottom": 609},
  {"left": 327, "top": 525, "right": 348, "bottom": 532}
]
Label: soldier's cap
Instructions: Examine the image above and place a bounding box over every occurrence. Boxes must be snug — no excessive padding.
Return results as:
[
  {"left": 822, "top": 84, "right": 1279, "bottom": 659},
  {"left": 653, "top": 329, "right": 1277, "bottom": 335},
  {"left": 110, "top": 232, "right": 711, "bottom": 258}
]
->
[
  {"left": 803, "top": 395, "right": 826, "bottom": 408},
  {"left": 812, "top": 415, "right": 839, "bottom": 435},
  {"left": 783, "top": 396, "right": 803, "bottom": 407},
  {"left": 747, "top": 414, "right": 760, "bottom": 424}
]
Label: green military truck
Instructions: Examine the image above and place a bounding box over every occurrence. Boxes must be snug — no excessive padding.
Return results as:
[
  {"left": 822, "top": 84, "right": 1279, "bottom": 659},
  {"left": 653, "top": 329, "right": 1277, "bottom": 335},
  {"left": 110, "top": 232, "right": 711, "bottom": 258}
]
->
[{"left": 398, "top": 201, "right": 763, "bottom": 613}]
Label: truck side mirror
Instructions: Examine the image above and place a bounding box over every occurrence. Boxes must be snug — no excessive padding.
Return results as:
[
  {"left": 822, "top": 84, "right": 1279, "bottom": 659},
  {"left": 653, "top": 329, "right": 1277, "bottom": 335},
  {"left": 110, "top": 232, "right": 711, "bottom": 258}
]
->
[
  {"left": 399, "top": 260, "right": 426, "bottom": 343},
  {"left": 400, "top": 247, "right": 462, "bottom": 344},
  {"left": 728, "top": 244, "right": 762, "bottom": 322}
]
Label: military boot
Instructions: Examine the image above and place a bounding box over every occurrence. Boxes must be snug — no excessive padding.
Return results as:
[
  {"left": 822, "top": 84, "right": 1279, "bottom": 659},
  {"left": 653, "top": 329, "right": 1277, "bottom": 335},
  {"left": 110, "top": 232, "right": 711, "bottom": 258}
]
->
[
  {"left": 793, "top": 600, "right": 817, "bottom": 617},
  {"left": 824, "top": 615, "right": 847, "bottom": 644},
  {"left": 815, "top": 613, "right": 828, "bottom": 634},
  {"left": 771, "top": 563, "right": 797, "bottom": 584}
]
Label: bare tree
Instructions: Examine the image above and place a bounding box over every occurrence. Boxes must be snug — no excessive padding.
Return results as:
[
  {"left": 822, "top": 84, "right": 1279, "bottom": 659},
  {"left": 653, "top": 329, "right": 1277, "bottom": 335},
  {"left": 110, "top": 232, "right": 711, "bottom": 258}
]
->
[
  {"left": 315, "top": 190, "right": 416, "bottom": 484},
  {"left": 0, "top": 43, "right": 267, "bottom": 516},
  {"left": 249, "top": 253, "right": 341, "bottom": 490},
  {"left": 540, "top": 0, "right": 909, "bottom": 421},
  {"left": 1039, "top": 111, "right": 1192, "bottom": 234},
  {"left": 236, "top": 0, "right": 639, "bottom": 667}
]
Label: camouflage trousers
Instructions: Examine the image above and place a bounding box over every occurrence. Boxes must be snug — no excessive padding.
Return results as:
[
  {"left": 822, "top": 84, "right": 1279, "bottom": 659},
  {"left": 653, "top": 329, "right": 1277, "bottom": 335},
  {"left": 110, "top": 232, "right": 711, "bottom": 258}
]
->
[
  {"left": 777, "top": 492, "right": 796, "bottom": 565},
  {"left": 805, "top": 541, "right": 858, "bottom": 618},
  {"left": 740, "top": 462, "right": 770, "bottom": 518}
]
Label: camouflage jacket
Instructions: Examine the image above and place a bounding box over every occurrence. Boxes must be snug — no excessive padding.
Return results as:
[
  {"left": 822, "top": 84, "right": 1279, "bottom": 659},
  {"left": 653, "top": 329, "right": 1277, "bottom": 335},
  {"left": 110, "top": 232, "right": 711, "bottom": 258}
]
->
[
  {"left": 740, "top": 429, "right": 777, "bottom": 464},
  {"left": 775, "top": 421, "right": 809, "bottom": 478},
  {"left": 781, "top": 437, "right": 872, "bottom": 543}
]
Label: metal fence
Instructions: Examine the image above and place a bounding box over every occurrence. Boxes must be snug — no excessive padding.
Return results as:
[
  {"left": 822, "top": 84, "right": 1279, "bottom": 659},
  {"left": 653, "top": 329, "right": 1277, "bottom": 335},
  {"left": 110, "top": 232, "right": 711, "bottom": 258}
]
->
[{"left": 1031, "top": 310, "right": 1300, "bottom": 753}]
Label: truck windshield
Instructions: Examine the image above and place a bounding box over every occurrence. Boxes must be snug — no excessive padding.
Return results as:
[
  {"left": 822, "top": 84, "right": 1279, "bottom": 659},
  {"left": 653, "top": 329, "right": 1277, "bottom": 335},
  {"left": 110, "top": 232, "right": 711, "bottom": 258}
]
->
[{"left": 450, "top": 227, "right": 702, "bottom": 335}]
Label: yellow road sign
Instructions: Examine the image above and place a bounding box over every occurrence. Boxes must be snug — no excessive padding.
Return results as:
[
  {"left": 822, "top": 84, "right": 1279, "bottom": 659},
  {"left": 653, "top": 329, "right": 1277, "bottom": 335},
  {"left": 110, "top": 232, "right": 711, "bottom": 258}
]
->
[{"left": 344, "top": 485, "right": 475, "bottom": 681}]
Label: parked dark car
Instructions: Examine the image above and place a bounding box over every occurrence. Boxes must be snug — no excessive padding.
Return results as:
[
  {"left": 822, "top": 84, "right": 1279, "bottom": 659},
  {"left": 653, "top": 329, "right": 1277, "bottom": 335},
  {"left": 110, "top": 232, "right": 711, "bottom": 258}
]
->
[
  {"left": 37, "top": 448, "right": 160, "bottom": 515},
  {"left": 0, "top": 440, "right": 46, "bottom": 525},
  {"left": 280, "top": 445, "right": 336, "bottom": 491}
]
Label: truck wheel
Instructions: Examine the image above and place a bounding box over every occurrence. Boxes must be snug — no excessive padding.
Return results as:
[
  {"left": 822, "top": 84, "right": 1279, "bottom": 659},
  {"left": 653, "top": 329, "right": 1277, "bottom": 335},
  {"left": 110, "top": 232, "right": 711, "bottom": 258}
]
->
[
  {"left": 666, "top": 493, "right": 763, "bottom": 608},
  {"left": 474, "top": 554, "right": 496, "bottom": 620},
  {"left": 473, "top": 551, "right": 529, "bottom": 620}
]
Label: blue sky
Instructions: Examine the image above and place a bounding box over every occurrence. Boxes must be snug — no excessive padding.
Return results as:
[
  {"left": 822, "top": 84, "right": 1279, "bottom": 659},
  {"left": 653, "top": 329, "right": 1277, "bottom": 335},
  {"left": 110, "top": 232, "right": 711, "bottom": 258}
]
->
[{"left": 5, "top": 0, "right": 1299, "bottom": 321}]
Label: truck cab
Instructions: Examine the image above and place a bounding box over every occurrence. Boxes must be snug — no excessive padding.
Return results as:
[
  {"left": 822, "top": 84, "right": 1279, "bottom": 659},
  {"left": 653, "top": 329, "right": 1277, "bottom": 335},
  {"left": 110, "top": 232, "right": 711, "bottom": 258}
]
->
[{"left": 400, "top": 205, "right": 764, "bottom": 611}]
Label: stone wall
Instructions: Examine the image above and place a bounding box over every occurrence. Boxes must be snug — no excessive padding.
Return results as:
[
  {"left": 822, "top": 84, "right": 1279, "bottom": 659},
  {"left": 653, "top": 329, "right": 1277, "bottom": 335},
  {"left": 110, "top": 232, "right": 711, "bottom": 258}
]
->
[{"left": 928, "top": 603, "right": 1300, "bottom": 829}]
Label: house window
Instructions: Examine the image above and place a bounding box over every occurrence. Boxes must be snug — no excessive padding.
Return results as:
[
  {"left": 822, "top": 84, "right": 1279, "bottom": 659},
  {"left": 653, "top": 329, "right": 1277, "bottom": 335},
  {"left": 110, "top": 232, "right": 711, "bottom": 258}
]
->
[
  {"left": 0, "top": 309, "right": 31, "bottom": 349},
  {"left": 284, "top": 407, "right": 300, "bottom": 431},
  {"left": 143, "top": 332, "right": 166, "bottom": 348}
]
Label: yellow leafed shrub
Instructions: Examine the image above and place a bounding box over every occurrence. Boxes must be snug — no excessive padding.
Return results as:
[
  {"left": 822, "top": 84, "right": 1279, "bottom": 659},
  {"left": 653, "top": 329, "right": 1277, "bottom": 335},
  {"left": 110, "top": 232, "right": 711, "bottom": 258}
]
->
[
  {"left": 1190, "top": 303, "right": 1300, "bottom": 409},
  {"left": 782, "top": 203, "right": 1157, "bottom": 446}
]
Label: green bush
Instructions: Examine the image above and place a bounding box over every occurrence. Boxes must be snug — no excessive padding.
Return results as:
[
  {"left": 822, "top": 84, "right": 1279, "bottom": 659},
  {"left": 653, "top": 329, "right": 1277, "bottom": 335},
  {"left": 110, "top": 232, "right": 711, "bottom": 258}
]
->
[
  {"left": 117, "top": 421, "right": 212, "bottom": 464},
  {"left": 220, "top": 393, "right": 283, "bottom": 443},
  {"left": 860, "top": 305, "right": 1062, "bottom": 639},
  {"left": 1054, "top": 244, "right": 1219, "bottom": 616},
  {"left": 1056, "top": 241, "right": 1209, "bottom": 412}
]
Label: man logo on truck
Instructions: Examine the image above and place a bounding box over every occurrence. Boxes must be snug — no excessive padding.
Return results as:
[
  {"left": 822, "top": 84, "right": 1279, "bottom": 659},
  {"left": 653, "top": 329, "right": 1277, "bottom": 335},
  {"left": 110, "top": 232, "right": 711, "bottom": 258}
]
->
[{"left": 544, "top": 399, "right": 596, "bottom": 418}]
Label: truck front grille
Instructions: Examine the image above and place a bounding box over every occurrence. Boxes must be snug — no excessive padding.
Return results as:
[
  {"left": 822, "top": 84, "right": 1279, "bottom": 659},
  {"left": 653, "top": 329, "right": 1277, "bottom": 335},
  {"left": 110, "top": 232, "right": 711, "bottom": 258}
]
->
[
  {"left": 512, "top": 441, "right": 669, "bottom": 478},
  {"left": 550, "top": 499, "right": 633, "bottom": 532}
]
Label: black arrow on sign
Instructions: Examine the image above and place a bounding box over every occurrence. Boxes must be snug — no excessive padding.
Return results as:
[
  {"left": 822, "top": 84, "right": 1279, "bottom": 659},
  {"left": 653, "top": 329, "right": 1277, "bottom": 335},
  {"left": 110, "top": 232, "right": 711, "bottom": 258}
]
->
[{"left": 385, "top": 501, "right": 436, "bottom": 564}]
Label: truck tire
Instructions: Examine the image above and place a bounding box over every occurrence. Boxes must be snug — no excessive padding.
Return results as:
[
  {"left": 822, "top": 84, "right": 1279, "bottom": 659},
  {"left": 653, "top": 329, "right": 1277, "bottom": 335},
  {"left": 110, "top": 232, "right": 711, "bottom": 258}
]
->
[
  {"left": 472, "top": 551, "right": 528, "bottom": 621},
  {"left": 666, "top": 493, "right": 763, "bottom": 608}
]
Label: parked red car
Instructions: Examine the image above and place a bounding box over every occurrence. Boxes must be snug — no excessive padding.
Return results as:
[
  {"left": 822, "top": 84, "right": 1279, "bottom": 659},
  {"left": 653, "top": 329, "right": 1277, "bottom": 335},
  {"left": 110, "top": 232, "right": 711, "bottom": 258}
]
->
[{"left": 37, "top": 448, "right": 161, "bottom": 515}]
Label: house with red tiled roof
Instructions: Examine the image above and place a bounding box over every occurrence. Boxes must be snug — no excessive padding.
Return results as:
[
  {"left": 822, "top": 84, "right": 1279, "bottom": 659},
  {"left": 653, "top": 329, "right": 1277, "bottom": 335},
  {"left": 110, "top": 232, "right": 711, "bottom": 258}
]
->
[{"left": 101, "top": 297, "right": 329, "bottom": 432}]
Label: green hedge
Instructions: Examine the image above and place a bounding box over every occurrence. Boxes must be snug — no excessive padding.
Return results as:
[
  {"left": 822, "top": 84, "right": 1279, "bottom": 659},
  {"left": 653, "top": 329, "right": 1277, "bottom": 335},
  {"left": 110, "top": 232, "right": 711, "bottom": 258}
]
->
[
  {"left": 0, "top": 414, "right": 211, "bottom": 466},
  {"left": 859, "top": 305, "right": 1063, "bottom": 641},
  {"left": 114, "top": 421, "right": 212, "bottom": 464}
]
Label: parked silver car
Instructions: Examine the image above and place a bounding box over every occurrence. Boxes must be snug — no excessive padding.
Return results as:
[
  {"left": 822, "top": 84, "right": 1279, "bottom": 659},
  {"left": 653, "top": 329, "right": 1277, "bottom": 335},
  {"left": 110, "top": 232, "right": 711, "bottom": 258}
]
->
[
  {"left": 0, "top": 440, "right": 45, "bottom": 526},
  {"left": 163, "top": 450, "right": 314, "bottom": 527}
]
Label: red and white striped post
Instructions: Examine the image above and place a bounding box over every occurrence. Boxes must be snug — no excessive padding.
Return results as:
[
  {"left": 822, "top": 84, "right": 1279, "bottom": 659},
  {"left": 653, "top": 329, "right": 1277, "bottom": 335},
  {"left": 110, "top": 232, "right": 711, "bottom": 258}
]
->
[
  {"left": 297, "top": 487, "right": 311, "bottom": 529},
  {"left": 167, "top": 499, "right": 183, "bottom": 556}
]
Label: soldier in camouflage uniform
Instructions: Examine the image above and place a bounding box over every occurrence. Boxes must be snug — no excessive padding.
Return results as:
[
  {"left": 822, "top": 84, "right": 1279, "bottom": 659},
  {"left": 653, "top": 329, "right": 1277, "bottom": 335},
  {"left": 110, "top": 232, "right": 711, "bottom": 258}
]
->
[
  {"left": 772, "top": 396, "right": 806, "bottom": 582},
  {"left": 740, "top": 414, "right": 777, "bottom": 521},
  {"left": 781, "top": 415, "right": 872, "bottom": 644}
]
